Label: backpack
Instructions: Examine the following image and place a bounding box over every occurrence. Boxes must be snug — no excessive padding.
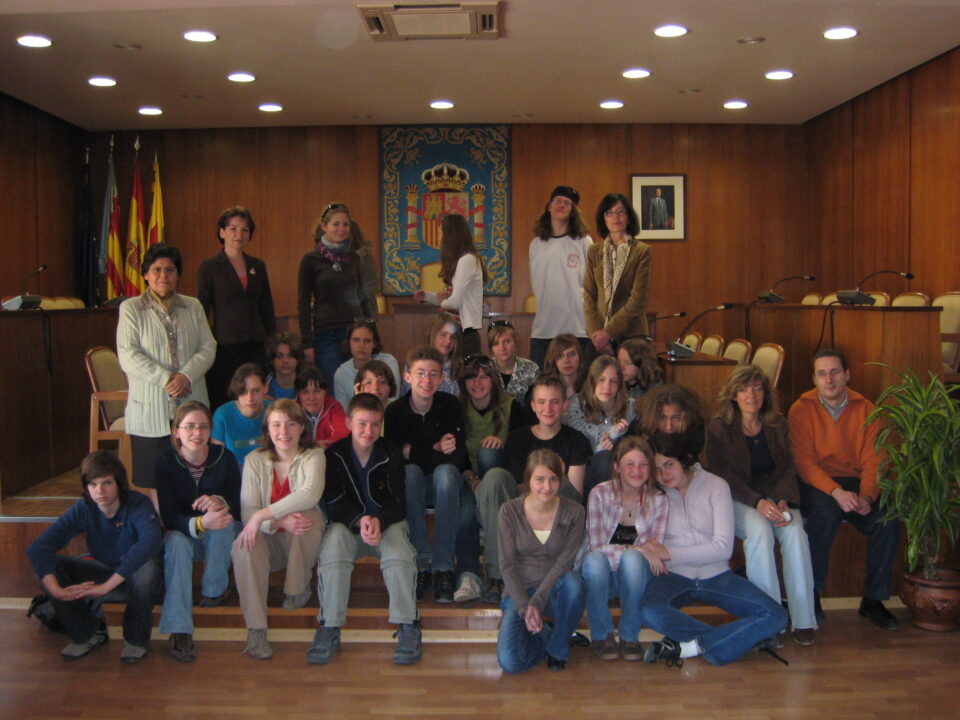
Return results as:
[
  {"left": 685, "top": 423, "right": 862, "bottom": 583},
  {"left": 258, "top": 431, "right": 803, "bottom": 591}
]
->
[{"left": 26, "top": 593, "right": 66, "bottom": 634}]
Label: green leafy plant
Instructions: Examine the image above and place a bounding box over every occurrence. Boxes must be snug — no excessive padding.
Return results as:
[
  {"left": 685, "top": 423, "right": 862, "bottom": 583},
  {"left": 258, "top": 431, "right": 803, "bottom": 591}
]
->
[{"left": 866, "top": 365, "right": 960, "bottom": 579}]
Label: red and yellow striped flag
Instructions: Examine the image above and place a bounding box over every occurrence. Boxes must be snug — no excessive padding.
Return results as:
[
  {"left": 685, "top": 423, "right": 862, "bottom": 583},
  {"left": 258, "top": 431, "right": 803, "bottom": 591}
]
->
[
  {"left": 102, "top": 148, "right": 124, "bottom": 300},
  {"left": 123, "top": 143, "right": 147, "bottom": 296},
  {"left": 147, "top": 154, "right": 164, "bottom": 246}
]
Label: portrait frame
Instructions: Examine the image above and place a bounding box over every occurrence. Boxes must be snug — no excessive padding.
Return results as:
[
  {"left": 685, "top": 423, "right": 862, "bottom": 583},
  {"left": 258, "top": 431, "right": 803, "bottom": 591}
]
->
[{"left": 631, "top": 174, "right": 686, "bottom": 241}]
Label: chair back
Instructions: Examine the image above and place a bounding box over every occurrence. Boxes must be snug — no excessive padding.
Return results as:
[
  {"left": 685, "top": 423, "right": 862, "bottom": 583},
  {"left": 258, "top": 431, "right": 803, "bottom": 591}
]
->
[
  {"left": 752, "top": 342, "right": 785, "bottom": 387},
  {"left": 722, "top": 338, "right": 752, "bottom": 365},
  {"left": 933, "top": 292, "right": 960, "bottom": 372},
  {"left": 892, "top": 291, "right": 930, "bottom": 307},
  {"left": 699, "top": 334, "right": 724, "bottom": 356},
  {"left": 680, "top": 330, "right": 702, "bottom": 352},
  {"left": 801, "top": 292, "right": 822, "bottom": 305},
  {"left": 85, "top": 346, "right": 128, "bottom": 428},
  {"left": 523, "top": 294, "right": 537, "bottom": 313},
  {"left": 821, "top": 292, "right": 839, "bottom": 305},
  {"left": 867, "top": 291, "right": 890, "bottom": 307}
]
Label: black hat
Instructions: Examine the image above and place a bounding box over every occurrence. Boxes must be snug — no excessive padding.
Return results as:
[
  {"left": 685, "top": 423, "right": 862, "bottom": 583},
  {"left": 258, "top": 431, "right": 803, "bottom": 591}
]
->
[{"left": 549, "top": 185, "right": 579, "bottom": 206}]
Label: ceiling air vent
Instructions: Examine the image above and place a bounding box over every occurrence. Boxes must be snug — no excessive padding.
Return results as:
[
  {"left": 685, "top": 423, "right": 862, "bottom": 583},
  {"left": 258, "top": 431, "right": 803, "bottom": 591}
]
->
[{"left": 357, "top": 2, "right": 502, "bottom": 41}]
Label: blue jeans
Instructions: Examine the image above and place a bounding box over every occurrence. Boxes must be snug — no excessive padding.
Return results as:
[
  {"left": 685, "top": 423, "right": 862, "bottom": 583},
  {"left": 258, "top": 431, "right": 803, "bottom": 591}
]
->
[
  {"left": 50, "top": 554, "right": 161, "bottom": 646},
  {"left": 581, "top": 548, "right": 653, "bottom": 643},
  {"left": 313, "top": 327, "right": 349, "bottom": 390},
  {"left": 477, "top": 446, "right": 506, "bottom": 477},
  {"left": 404, "top": 463, "right": 462, "bottom": 572},
  {"left": 159, "top": 525, "right": 238, "bottom": 634},
  {"left": 639, "top": 570, "right": 787, "bottom": 666},
  {"left": 497, "top": 571, "right": 586, "bottom": 673},
  {"left": 800, "top": 476, "right": 899, "bottom": 601},
  {"left": 733, "top": 501, "right": 816, "bottom": 630}
]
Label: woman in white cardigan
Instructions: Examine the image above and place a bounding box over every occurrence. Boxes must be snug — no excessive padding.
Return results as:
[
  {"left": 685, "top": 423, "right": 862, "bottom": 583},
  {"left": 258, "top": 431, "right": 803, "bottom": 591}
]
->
[
  {"left": 117, "top": 244, "right": 216, "bottom": 493},
  {"left": 231, "top": 399, "right": 326, "bottom": 660}
]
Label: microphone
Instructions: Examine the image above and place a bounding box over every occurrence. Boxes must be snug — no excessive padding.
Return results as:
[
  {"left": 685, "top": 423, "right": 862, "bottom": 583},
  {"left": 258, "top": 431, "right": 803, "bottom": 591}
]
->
[
  {"left": 2, "top": 264, "right": 47, "bottom": 311},
  {"left": 837, "top": 269, "right": 914, "bottom": 305},
  {"left": 653, "top": 311, "right": 687, "bottom": 321},
  {"left": 757, "top": 274, "right": 817, "bottom": 304},
  {"left": 21, "top": 264, "right": 47, "bottom": 294},
  {"left": 669, "top": 304, "right": 733, "bottom": 358}
]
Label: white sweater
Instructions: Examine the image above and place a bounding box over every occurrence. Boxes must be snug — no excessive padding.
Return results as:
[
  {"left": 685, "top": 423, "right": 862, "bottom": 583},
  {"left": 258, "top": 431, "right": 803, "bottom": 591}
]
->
[{"left": 424, "top": 253, "right": 484, "bottom": 331}]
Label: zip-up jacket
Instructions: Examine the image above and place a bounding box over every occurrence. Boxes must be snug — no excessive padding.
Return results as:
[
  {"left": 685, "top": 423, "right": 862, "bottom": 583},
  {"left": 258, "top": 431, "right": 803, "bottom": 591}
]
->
[{"left": 323, "top": 436, "right": 407, "bottom": 531}]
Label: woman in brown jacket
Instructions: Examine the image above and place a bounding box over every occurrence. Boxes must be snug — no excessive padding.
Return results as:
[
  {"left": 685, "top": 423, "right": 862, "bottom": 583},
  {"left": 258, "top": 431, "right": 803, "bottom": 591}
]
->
[
  {"left": 703, "top": 365, "right": 817, "bottom": 646},
  {"left": 583, "top": 193, "right": 651, "bottom": 356}
]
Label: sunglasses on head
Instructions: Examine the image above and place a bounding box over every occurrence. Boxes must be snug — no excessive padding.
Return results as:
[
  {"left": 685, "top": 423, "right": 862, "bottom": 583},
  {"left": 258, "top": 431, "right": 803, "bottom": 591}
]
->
[
  {"left": 489, "top": 319, "right": 514, "bottom": 329},
  {"left": 464, "top": 355, "right": 493, "bottom": 368}
]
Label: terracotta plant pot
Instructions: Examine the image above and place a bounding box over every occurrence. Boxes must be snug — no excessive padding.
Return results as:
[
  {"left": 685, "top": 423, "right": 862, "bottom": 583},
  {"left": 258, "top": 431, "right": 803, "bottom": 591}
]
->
[{"left": 900, "top": 565, "right": 960, "bottom": 631}]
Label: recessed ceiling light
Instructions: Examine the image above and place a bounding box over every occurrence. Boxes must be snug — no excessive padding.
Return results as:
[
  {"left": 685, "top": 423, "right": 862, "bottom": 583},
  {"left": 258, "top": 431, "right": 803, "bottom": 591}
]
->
[
  {"left": 259, "top": 103, "right": 283, "bottom": 112},
  {"left": 113, "top": 43, "right": 142, "bottom": 51},
  {"left": 765, "top": 70, "right": 794, "bottom": 80},
  {"left": 138, "top": 106, "right": 163, "bottom": 116},
  {"left": 823, "top": 27, "right": 858, "bottom": 40},
  {"left": 678, "top": 88, "right": 701, "bottom": 94},
  {"left": 88, "top": 76, "right": 117, "bottom": 87},
  {"left": 430, "top": 100, "right": 454, "bottom": 110},
  {"left": 622, "top": 68, "right": 651, "bottom": 79},
  {"left": 737, "top": 36, "right": 765, "bottom": 45},
  {"left": 600, "top": 100, "right": 624, "bottom": 109},
  {"left": 654, "top": 24, "right": 688, "bottom": 38},
  {"left": 724, "top": 100, "right": 749, "bottom": 110},
  {"left": 17, "top": 34, "right": 52, "bottom": 48},
  {"left": 228, "top": 72, "right": 256, "bottom": 83},
  {"left": 183, "top": 30, "right": 218, "bottom": 43}
]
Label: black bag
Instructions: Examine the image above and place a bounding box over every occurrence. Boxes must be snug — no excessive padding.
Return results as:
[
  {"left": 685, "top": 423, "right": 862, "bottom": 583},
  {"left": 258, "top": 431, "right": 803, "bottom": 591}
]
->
[{"left": 26, "top": 593, "right": 66, "bottom": 634}]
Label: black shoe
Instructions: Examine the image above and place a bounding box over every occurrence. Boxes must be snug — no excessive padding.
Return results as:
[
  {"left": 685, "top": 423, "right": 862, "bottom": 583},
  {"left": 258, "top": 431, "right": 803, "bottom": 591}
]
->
[
  {"left": 433, "top": 570, "right": 455, "bottom": 603},
  {"left": 546, "top": 654, "right": 567, "bottom": 671},
  {"left": 481, "top": 578, "right": 503, "bottom": 605},
  {"left": 199, "top": 588, "right": 232, "bottom": 608},
  {"left": 643, "top": 638, "right": 683, "bottom": 668},
  {"left": 415, "top": 570, "right": 432, "bottom": 601},
  {"left": 859, "top": 598, "right": 900, "bottom": 630},
  {"left": 814, "top": 595, "right": 826, "bottom": 624}
]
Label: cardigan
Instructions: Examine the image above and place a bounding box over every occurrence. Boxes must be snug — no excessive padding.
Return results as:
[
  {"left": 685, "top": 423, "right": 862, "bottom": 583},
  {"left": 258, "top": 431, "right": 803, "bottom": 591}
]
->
[
  {"left": 323, "top": 436, "right": 407, "bottom": 531},
  {"left": 117, "top": 292, "right": 217, "bottom": 437},
  {"left": 661, "top": 465, "right": 734, "bottom": 580},
  {"left": 498, "top": 495, "right": 585, "bottom": 614},
  {"left": 703, "top": 417, "right": 800, "bottom": 508},
  {"left": 582, "top": 480, "right": 668, "bottom": 571},
  {"left": 494, "top": 356, "right": 540, "bottom": 402},
  {"left": 154, "top": 444, "right": 242, "bottom": 536},
  {"left": 583, "top": 237, "right": 652, "bottom": 342},
  {"left": 240, "top": 447, "right": 325, "bottom": 534},
  {"left": 196, "top": 250, "right": 276, "bottom": 346}
]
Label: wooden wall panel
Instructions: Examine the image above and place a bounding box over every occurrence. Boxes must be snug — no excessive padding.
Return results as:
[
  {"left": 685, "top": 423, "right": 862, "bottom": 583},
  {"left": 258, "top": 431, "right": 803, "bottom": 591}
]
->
[{"left": 0, "top": 95, "right": 40, "bottom": 299}]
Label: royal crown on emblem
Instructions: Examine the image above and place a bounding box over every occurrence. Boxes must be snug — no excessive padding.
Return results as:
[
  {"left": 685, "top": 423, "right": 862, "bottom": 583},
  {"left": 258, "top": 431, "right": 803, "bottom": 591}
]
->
[{"left": 422, "top": 162, "right": 470, "bottom": 192}]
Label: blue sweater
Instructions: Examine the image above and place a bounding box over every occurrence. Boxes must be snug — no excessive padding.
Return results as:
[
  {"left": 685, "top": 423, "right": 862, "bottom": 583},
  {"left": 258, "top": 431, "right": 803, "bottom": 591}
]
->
[
  {"left": 154, "top": 444, "right": 242, "bottom": 535},
  {"left": 27, "top": 491, "right": 162, "bottom": 581}
]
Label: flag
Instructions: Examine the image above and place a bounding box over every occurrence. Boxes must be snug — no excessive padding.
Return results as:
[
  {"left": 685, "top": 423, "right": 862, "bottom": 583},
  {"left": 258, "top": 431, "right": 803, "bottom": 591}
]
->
[
  {"left": 76, "top": 147, "right": 97, "bottom": 307},
  {"left": 102, "top": 142, "right": 124, "bottom": 300},
  {"left": 123, "top": 140, "right": 147, "bottom": 296},
  {"left": 147, "top": 153, "right": 164, "bottom": 246}
]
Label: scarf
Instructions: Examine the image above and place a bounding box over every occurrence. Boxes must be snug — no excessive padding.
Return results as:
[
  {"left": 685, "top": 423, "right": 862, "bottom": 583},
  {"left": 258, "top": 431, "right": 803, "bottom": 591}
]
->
[{"left": 602, "top": 237, "right": 631, "bottom": 323}]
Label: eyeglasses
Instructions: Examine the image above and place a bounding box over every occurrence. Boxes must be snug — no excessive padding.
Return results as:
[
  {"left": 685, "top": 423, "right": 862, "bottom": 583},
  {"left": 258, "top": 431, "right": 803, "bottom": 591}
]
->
[
  {"left": 814, "top": 368, "right": 845, "bottom": 379},
  {"left": 604, "top": 208, "right": 628, "bottom": 217},
  {"left": 178, "top": 423, "right": 211, "bottom": 432},
  {"left": 464, "top": 355, "right": 493, "bottom": 368}
]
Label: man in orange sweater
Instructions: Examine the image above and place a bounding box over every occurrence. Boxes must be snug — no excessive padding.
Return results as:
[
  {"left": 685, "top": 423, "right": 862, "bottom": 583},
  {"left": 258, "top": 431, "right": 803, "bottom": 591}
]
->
[{"left": 788, "top": 349, "right": 900, "bottom": 630}]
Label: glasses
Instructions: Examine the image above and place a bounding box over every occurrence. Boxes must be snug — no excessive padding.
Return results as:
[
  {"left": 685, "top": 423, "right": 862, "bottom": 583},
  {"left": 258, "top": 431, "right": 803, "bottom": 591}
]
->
[
  {"left": 413, "top": 370, "right": 441, "bottom": 380},
  {"left": 178, "top": 423, "right": 211, "bottom": 432},
  {"left": 464, "top": 355, "right": 493, "bottom": 368},
  {"left": 814, "top": 368, "right": 845, "bottom": 378},
  {"left": 604, "top": 208, "right": 628, "bottom": 217}
]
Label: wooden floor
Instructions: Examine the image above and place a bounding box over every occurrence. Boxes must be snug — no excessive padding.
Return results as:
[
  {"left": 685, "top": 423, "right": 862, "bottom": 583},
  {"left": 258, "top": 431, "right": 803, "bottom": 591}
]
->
[{"left": 2, "top": 607, "right": 957, "bottom": 719}]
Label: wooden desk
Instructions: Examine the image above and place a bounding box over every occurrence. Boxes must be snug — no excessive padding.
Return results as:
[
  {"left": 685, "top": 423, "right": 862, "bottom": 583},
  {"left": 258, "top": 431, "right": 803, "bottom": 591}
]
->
[
  {"left": 659, "top": 349, "right": 736, "bottom": 405},
  {"left": 722, "top": 303, "right": 941, "bottom": 407}
]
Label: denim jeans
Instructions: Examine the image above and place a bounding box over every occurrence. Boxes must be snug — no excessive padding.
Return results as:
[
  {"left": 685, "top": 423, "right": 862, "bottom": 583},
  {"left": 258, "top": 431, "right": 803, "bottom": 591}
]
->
[
  {"left": 581, "top": 548, "right": 653, "bottom": 643},
  {"left": 159, "top": 524, "right": 238, "bottom": 634},
  {"left": 456, "top": 484, "right": 483, "bottom": 582},
  {"left": 50, "top": 554, "right": 161, "bottom": 646},
  {"left": 800, "top": 476, "right": 900, "bottom": 601},
  {"left": 497, "top": 570, "right": 586, "bottom": 673},
  {"left": 404, "top": 463, "right": 463, "bottom": 572},
  {"left": 313, "top": 327, "right": 349, "bottom": 390},
  {"left": 477, "top": 446, "right": 506, "bottom": 477},
  {"left": 639, "top": 570, "right": 787, "bottom": 666},
  {"left": 733, "top": 501, "right": 816, "bottom": 630}
]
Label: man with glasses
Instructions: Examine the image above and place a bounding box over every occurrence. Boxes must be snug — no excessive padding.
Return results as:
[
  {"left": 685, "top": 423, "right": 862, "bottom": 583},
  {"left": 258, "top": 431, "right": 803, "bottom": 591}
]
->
[{"left": 787, "top": 349, "right": 900, "bottom": 630}]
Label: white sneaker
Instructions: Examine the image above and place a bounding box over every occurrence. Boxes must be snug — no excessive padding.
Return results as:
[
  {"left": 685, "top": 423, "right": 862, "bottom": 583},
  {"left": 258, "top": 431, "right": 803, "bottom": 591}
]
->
[{"left": 453, "top": 573, "right": 482, "bottom": 603}]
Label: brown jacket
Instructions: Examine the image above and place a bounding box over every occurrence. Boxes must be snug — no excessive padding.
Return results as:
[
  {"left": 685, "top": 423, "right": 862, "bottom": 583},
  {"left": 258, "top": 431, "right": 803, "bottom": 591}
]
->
[{"left": 583, "top": 237, "right": 651, "bottom": 341}]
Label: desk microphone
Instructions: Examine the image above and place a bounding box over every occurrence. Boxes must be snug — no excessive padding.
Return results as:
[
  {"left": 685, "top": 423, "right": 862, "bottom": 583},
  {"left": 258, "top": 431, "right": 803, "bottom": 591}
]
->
[
  {"left": 21, "top": 264, "right": 47, "bottom": 294},
  {"left": 837, "top": 270, "right": 914, "bottom": 305},
  {"left": 669, "top": 304, "right": 733, "bottom": 358},
  {"left": 757, "top": 274, "right": 816, "bottom": 303},
  {"left": 2, "top": 264, "right": 47, "bottom": 311},
  {"left": 654, "top": 311, "right": 686, "bottom": 321}
]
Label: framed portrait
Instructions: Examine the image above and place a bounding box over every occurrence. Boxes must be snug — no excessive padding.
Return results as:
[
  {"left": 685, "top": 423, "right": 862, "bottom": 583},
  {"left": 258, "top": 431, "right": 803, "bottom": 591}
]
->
[{"left": 631, "top": 174, "right": 686, "bottom": 241}]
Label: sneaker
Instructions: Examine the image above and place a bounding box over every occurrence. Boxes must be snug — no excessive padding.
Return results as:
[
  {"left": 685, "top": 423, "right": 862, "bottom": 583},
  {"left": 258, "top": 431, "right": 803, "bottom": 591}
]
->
[
  {"left": 199, "top": 588, "right": 231, "bottom": 608},
  {"left": 120, "top": 641, "right": 147, "bottom": 664},
  {"left": 593, "top": 635, "right": 620, "bottom": 660},
  {"left": 169, "top": 632, "right": 197, "bottom": 662},
  {"left": 545, "top": 654, "right": 567, "bottom": 671},
  {"left": 392, "top": 620, "right": 422, "bottom": 665},
  {"left": 306, "top": 625, "right": 341, "bottom": 665},
  {"left": 433, "top": 570, "right": 456, "bottom": 604},
  {"left": 283, "top": 587, "right": 313, "bottom": 610},
  {"left": 792, "top": 628, "right": 816, "bottom": 646},
  {"left": 481, "top": 578, "right": 503, "bottom": 605},
  {"left": 754, "top": 636, "right": 783, "bottom": 651},
  {"left": 621, "top": 640, "right": 643, "bottom": 661},
  {"left": 859, "top": 598, "right": 900, "bottom": 630},
  {"left": 61, "top": 630, "right": 107, "bottom": 661},
  {"left": 643, "top": 638, "right": 683, "bottom": 668},
  {"left": 415, "top": 570, "right": 433, "bottom": 601},
  {"left": 454, "top": 574, "right": 482, "bottom": 603},
  {"left": 244, "top": 629, "right": 273, "bottom": 660}
]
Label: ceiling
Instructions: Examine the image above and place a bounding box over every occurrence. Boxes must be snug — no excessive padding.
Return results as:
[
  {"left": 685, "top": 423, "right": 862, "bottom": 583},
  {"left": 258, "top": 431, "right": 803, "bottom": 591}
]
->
[{"left": 1, "top": 0, "right": 959, "bottom": 131}]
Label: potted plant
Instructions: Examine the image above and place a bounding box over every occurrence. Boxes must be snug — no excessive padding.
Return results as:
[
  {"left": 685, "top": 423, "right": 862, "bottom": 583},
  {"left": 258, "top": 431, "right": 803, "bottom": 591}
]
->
[{"left": 867, "top": 365, "right": 960, "bottom": 631}]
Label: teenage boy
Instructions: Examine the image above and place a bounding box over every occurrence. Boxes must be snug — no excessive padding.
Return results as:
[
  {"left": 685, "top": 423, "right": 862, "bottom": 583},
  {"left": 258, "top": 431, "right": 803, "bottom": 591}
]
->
[
  {"left": 384, "top": 346, "right": 469, "bottom": 603},
  {"left": 27, "top": 450, "right": 163, "bottom": 663},
  {"left": 212, "top": 362, "right": 269, "bottom": 466},
  {"left": 475, "top": 375, "right": 592, "bottom": 603},
  {"left": 308, "top": 393, "right": 421, "bottom": 666}
]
